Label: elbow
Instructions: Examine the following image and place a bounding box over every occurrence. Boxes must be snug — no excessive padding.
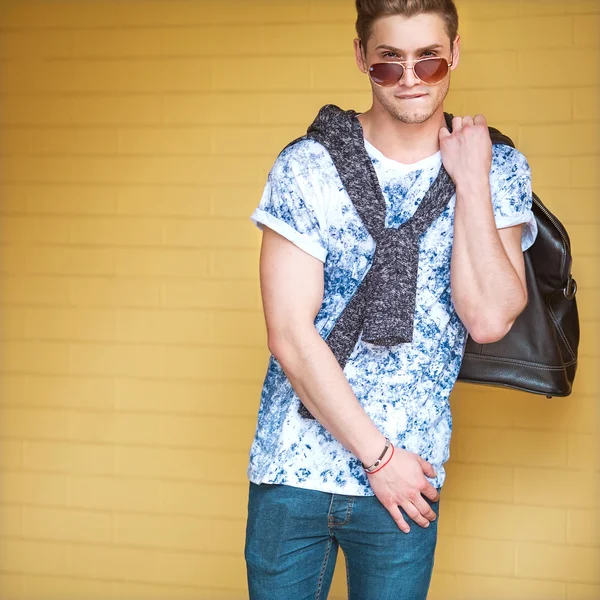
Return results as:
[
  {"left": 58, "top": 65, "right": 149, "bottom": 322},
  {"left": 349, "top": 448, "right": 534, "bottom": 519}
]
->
[{"left": 468, "top": 303, "right": 526, "bottom": 344}]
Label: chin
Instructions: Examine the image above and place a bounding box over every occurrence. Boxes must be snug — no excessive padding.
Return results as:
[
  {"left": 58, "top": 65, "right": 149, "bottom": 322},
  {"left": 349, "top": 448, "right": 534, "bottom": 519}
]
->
[{"left": 391, "top": 108, "right": 433, "bottom": 124}]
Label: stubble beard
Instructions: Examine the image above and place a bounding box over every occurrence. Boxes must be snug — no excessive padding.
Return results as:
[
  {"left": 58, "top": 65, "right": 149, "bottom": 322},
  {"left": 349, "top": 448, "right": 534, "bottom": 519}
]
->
[{"left": 373, "top": 76, "right": 450, "bottom": 125}]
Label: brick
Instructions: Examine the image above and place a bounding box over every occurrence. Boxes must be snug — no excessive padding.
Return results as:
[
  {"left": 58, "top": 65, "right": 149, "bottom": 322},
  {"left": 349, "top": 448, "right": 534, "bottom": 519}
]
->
[
  {"left": 163, "top": 218, "right": 260, "bottom": 249},
  {"left": 536, "top": 188, "right": 599, "bottom": 225},
  {"left": 529, "top": 157, "right": 572, "bottom": 188},
  {"left": 0, "top": 94, "right": 72, "bottom": 125},
  {"left": 568, "top": 583, "right": 600, "bottom": 599},
  {"left": 455, "top": 427, "right": 568, "bottom": 468},
  {"left": 210, "top": 249, "right": 260, "bottom": 279},
  {"left": 1, "top": 539, "right": 67, "bottom": 576},
  {"left": 161, "top": 280, "right": 261, "bottom": 310},
  {"left": 520, "top": 123, "right": 600, "bottom": 157},
  {"left": 0, "top": 216, "right": 70, "bottom": 244},
  {"left": 115, "top": 248, "right": 209, "bottom": 277},
  {"left": 520, "top": 49, "right": 599, "bottom": 87},
  {"left": 456, "top": 501, "right": 567, "bottom": 544},
  {"left": 68, "top": 411, "right": 162, "bottom": 445},
  {"left": 0, "top": 408, "right": 68, "bottom": 440},
  {"left": 115, "top": 446, "right": 248, "bottom": 484},
  {"left": 0, "top": 275, "right": 71, "bottom": 306},
  {"left": 576, "top": 358, "right": 600, "bottom": 395},
  {"left": 71, "top": 95, "right": 163, "bottom": 126},
  {"left": 457, "top": 0, "right": 521, "bottom": 20},
  {"left": 163, "top": 346, "right": 268, "bottom": 381},
  {"left": 568, "top": 433, "right": 600, "bottom": 469},
  {"left": 454, "top": 574, "right": 566, "bottom": 600},
  {"left": 574, "top": 15, "right": 600, "bottom": 45},
  {"left": 452, "top": 52, "right": 519, "bottom": 91},
  {"left": 442, "top": 463, "right": 514, "bottom": 502},
  {"left": 515, "top": 467, "right": 597, "bottom": 508},
  {"left": 70, "top": 216, "right": 164, "bottom": 246},
  {"left": 210, "top": 186, "right": 263, "bottom": 218},
  {"left": 71, "top": 156, "right": 164, "bottom": 184},
  {"left": 464, "top": 16, "right": 573, "bottom": 50},
  {"left": 450, "top": 384, "right": 515, "bottom": 428},
  {"left": 520, "top": 0, "right": 600, "bottom": 15},
  {"left": 0, "top": 340, "right": 68, "bottom": 375},
  {"left": 576, "top": 289, "right": 600, "bottom": 321},
  {"left": 65, "top": 544, "right": 158, "bottom": 583},
  {"left": 70, "top": 29, "right": 165, "bottom": 59},
  {"left": 154, "top": 550, "right": 246, "bottom": 589},
  {"left": 212, "top": 57, "right": 311, "bottom": 92},
  {"left": 310, "top": 56, "right": 366, "bottom": 92},
  {"left": 568, "top": 508, "right": 600, "bottom": 547},
  {"left": 115, "top": 513, "right": 244, "bottom": 554},
  {"left": 115, "top": 379, "right": 261, "bottom": 417},
  {"left": 0, "top": 504, "right": 22, "bottom": 537},
  {"left": 0, "top": 439, "right": 22, "bottom": 468},
  {"left": 572, "top": 156, "right": 600, "bottom": 188},
  {"left": 0, "top": 156, "right": 72, "bottom": 183},
  {"left": 435, "top": 535, "right": 514, "bottom": 576},
  {"left": 457, "top": 89, "right": 572, "bottom": 125},
  {"left": 23, "top": 440, "right": 114, "bottom": 475},
  {"left": 516, "top": 541, "right": 600, "bottom": 583},
  {"left": 569, "top": 226, "right": 600, "bottom": 255},
  {"left": 68, "top": 475, "right": 161, "bottom": 512},
  {"left": 23, "top": 307, "right": 116, "bottom": 342},
  {"left": 164, "top": 93, "right": 261, "bottom": 125},
  {"left": 22, "top": 506, "right": 112, "bottom": 544},
  {"left": 163, "top": 156, "right": 269, "bottom": 185},
  {"left": 24, "top": 375, "right": 115, "bottom": 411},
  {"left": 0, "top": 471, "right": 66, "bottom": 505},
  {"left": 118, "top": 127, "right": 210, "bottom": 156},
  {"left": 24, "top": 575, "right": 114, "bottom": 600},
  {"left": 213, "top": 1, "right": 309, "bottom": 24},
  {"left": 573, "top": 257, "right": 599, "bottom": 291},
  {"left": 69, "top": 342, "right": 163, "bottom": 378},
  {"left": 26, "top": 184, "right": 117, "bottom": 215},
  {"left": 11, "top": 127, "right": 118, "bottom": 156},
  {"left": 0, "top": 574, "right": 24, "bottom": 599},
  {"left": 115, "top": 1, "right": 214, "bottom": 27},
  {"left": 573, "top": 87, "right": 599, "bottom": 120},
  {"left": 1, "top": 307, "right": 26, "bottom": 339},
  {"left": 111, "top": 581, "right": 210, "bottom": 600},
  {"left": 308, "top": 0, "right": 356, "bottom": 22},
  {"left": 427, "top": 573, "right": 458, "bottom": 600},
  {"left": 159, "top": 481, "right": 248, "bottom": 518},
  {"left": 210, "top": 125, "right": 303, "bottom": 157},
  {"left": 116, "top": 307, "right": 265, "bottom": 346},
  {"left": 117, "top": 185, "right": 211, "bottom": 217},
  {"left": 70, "top": 278, "right": 161, "bottom": 309}
]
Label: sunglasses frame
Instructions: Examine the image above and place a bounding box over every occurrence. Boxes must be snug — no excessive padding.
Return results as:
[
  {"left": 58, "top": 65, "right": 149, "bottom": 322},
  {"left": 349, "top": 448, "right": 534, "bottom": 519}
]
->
[{"left": 368, "top": 56, "right": 453, "bottom": 87}]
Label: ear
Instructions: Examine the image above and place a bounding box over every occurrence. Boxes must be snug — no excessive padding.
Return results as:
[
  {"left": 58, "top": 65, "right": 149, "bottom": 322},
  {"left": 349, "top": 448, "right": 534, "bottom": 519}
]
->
[
  {"left": 354, "top": 38, "right": 368, "bottom": 73},
  {"left": 450, "top": 34, "right": 460, "bottom": 71}
]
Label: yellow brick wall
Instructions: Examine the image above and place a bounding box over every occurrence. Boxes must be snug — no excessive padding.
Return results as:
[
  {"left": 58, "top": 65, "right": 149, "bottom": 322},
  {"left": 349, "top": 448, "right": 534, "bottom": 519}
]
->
[{"left": 0, "top": 0, "right": 598, "bottom": 598}]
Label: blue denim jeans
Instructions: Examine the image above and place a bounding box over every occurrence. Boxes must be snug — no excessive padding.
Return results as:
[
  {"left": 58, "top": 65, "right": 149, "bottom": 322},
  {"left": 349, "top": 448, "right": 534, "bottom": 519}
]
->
[{"left": 244, "top": 482, "right": 441, "bottom": 600}]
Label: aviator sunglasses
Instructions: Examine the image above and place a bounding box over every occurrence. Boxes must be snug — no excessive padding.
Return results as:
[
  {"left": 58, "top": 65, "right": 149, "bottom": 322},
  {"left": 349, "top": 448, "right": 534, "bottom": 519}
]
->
[{"left": 368, "top": 56, "right": 453, "bottom": 87}]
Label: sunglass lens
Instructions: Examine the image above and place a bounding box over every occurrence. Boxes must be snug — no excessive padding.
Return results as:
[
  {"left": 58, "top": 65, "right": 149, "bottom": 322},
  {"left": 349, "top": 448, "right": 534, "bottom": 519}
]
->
[
  {"left": 414, "top": 58, "right": 448, "bottom": 83},
  {"left": 369, "top": 63, "right": 404, "bottom": 86}
]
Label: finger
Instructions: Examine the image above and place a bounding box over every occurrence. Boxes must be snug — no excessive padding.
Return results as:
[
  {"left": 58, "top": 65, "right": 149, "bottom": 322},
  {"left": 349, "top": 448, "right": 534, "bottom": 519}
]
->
[
  {"left": 387, "top": 504, "right": 410, "bottom": 534},
  {"left": 417, "top": 456, "right": 437, "bottom": 479},
  {"left": 421, "top": 482, "right": 440, "bottom": 503},
  {"left": 414, "top": 495, "right": 438, "bottom": 522},
  {"left": 439, "top": 127, "right": 451, "bottom": 140},
  {"left": 452, "top": 116, "right": 463, "bottom": 132},
  {"left": 462, "top": 115, "right": 474, "bottom": 128},
  {"left": 400, "top": 500, "right": 430, "bottom": 529},
  {"left": 474, "top": 113, "right": 487, "bottom": 126}
]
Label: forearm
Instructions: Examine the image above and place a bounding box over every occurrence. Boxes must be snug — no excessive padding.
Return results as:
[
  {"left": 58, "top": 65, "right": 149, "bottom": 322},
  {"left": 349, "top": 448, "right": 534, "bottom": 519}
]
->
[
  {"left": 269, "top": 325, "right": 386, "bottom": 467},
  {"left": 451, "top": 180, "right": 527, "bottom": 342}
]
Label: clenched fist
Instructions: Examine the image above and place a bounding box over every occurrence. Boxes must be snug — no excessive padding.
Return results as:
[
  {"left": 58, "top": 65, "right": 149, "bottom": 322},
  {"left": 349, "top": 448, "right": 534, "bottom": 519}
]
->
[{"left": 439, "top": 114, "right": 492, "bottom": 190}]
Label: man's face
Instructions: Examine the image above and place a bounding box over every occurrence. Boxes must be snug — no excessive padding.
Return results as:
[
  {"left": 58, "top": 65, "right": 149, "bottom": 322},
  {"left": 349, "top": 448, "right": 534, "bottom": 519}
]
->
[{"left": 356, "top": 13, "right": 459, "bottom": 124}]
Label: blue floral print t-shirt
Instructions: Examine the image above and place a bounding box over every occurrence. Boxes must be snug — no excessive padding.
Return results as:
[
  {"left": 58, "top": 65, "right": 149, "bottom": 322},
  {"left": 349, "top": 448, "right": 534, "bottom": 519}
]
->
[{"left": 248, "top": 135, "right": 538, "bottom": 496}]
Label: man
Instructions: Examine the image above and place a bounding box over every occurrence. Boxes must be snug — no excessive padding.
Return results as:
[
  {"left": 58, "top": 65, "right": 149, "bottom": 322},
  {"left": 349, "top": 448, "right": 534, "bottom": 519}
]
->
[{"left": 244, "top": 1, "right": 537, "bottom": 598}]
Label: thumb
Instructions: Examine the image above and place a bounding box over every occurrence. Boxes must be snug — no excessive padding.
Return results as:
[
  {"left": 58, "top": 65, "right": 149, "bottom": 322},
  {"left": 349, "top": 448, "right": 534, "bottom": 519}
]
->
[{"left": 417, "top": 455, "right": 437, "bottom": 478}]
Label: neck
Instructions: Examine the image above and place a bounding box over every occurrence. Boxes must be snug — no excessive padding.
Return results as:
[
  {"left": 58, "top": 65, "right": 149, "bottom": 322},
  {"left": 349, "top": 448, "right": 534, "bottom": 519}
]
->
[{"left": 357, "top": 102, "right": 446, "bottom": 165}]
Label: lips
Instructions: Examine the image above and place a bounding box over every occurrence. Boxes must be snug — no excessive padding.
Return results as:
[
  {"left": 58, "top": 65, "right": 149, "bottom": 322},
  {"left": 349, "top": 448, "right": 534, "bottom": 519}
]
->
[{"left": 397, "top": 94, "right": 427, "bottom": 99}]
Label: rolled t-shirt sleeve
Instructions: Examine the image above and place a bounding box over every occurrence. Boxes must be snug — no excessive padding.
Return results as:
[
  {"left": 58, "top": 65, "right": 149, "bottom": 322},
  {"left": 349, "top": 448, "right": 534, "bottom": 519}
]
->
[
  {"left": 251, "top": 140, "right": 329, "bottom": 263},
  {"left": 490, "top": 145, "right": 538, "bottom": 252}
]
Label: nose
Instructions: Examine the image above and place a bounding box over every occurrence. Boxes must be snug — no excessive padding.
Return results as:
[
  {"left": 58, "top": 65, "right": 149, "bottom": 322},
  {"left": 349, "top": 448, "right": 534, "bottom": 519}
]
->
[{"left": 401, "top": 65, "right": 420, "bottom": 88}]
